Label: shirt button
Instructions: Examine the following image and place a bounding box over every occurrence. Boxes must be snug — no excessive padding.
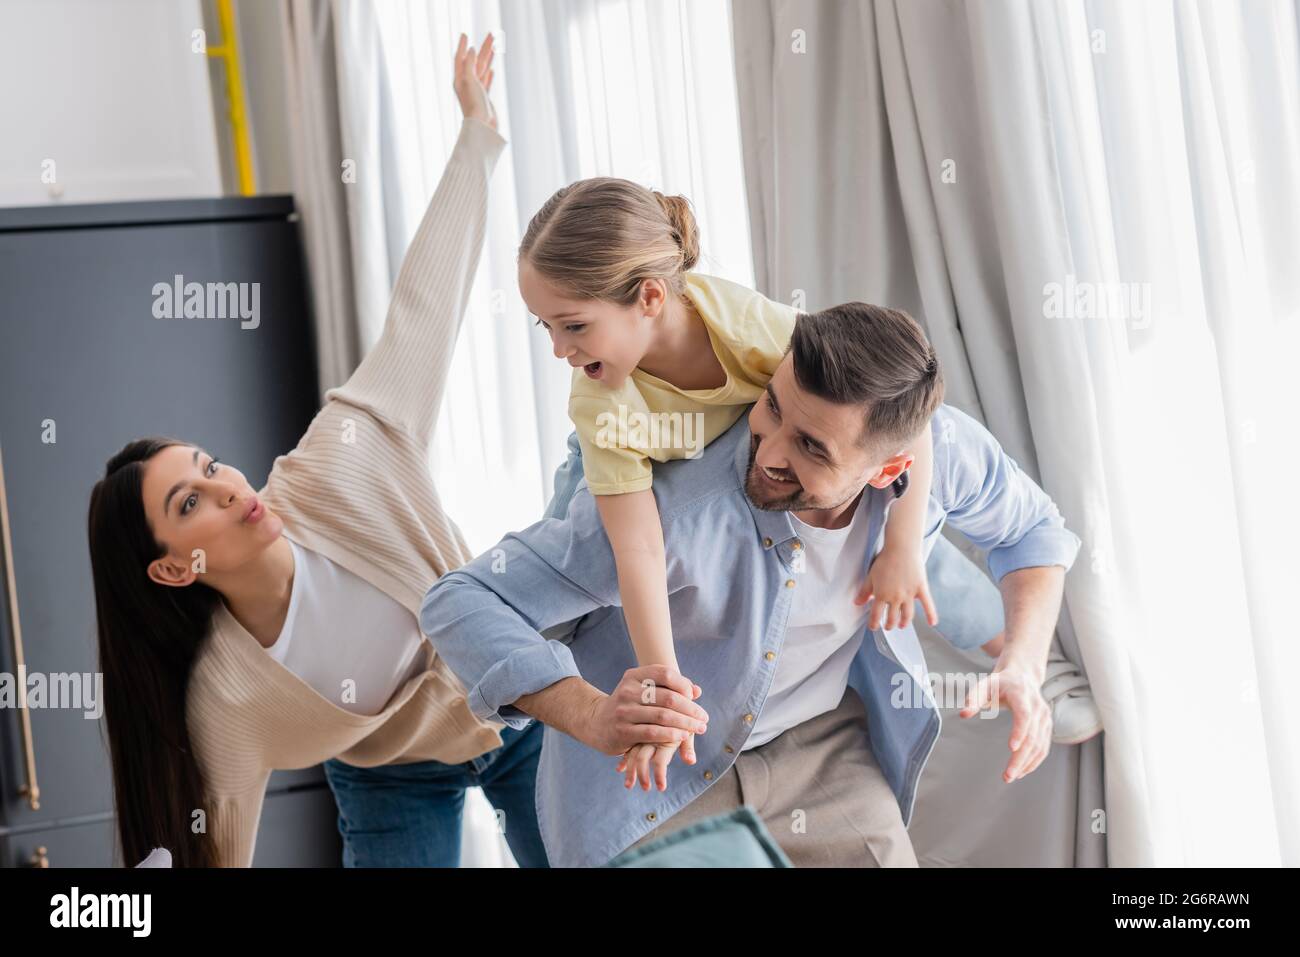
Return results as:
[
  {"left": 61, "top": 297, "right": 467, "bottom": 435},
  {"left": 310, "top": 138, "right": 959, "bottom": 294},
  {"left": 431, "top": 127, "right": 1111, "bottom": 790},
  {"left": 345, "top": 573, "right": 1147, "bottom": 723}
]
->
[
  {"left": 743, "top": 713, "right": 754, "bottom": 724},
  {"left": 646, "top": 812, "right": 657, "bottom": 822},
  {"left": 724, "top": 745, "right": 735, "bottom": 753},
  {"left": 764, "top": 651, "right": 776, "bottom": 661},
  {"left": 791, "top": 540, "right": 803, "bottom": 551},
  {"left": 763, "top": 536, "right": 773, "bottom": 548},
  {"left": 703, "top": 770, "right": 714, "bottom": 781},
  {"left": 785, "top": 579, "right": 796, "bottom": 588}
]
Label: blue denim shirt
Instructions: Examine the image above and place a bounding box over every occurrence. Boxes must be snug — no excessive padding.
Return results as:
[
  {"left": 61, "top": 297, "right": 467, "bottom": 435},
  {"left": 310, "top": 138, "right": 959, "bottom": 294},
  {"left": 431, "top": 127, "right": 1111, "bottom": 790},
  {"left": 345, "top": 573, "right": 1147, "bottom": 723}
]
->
[{"left": 421, "top": 404, "right": 1081, "bottom": 867}]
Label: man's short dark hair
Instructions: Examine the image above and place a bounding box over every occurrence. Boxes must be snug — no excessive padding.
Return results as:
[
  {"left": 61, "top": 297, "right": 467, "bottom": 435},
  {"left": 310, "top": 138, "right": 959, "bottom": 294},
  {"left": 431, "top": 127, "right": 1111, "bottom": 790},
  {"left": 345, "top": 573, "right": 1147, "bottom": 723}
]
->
[{"left": 787, "top": 302, "right": 944, "bottom": 458}]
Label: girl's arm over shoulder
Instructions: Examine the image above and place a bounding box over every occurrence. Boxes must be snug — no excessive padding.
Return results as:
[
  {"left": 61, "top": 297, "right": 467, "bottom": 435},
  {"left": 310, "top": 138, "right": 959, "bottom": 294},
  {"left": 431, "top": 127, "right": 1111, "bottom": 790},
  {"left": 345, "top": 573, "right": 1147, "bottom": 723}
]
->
[
  {"left": 857, "top": 423, "right": 939, "bottom": 631},
  {"left": 594, "top": 488, "right": 679, "bottom": 672}
]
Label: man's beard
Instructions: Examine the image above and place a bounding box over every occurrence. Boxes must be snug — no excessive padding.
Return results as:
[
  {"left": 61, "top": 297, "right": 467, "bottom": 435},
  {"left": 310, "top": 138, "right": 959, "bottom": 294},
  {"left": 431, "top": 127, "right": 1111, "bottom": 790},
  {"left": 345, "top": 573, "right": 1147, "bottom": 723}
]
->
[{"left": 743, "top": 433, "right": 860, "bottom": 513}]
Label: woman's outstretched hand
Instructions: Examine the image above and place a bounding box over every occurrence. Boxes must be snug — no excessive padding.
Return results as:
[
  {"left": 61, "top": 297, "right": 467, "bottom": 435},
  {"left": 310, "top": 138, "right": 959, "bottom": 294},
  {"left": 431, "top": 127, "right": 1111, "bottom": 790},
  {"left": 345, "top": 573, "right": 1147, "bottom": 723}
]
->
[{"left": 453, "top": 32, "right": 497, "bottom": 131}]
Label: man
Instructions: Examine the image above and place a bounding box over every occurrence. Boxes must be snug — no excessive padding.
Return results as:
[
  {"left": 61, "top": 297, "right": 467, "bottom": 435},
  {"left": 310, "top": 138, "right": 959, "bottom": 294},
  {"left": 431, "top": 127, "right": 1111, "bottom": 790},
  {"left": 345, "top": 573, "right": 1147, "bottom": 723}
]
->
[{"left": 422, "top": 302, "right": 1081, "bottom": 867}]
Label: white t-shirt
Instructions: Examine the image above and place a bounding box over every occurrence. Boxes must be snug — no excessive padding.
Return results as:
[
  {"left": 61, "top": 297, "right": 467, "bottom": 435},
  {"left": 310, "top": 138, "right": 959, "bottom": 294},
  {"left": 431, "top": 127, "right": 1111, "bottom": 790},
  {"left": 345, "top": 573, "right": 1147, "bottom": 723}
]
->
[
  {"left": 744, "top": 493, "right": 876, "bottom": 750},
  {"left": 264, "top": 536, "right": 428, "bottom": 716}
]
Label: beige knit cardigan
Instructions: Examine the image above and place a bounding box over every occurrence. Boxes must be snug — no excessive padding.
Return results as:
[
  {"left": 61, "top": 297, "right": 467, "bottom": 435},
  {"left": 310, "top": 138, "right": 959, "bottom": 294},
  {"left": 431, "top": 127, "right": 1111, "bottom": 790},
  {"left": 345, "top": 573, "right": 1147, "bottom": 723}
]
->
[{"left": 184, "top": 117, "right": 509, "bottom": 867}]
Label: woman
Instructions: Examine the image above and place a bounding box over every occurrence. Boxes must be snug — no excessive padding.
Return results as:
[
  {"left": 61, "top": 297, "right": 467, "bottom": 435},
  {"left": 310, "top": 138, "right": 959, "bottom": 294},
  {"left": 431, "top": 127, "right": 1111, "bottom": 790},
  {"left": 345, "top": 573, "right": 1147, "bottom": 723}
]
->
[{"left": 87, "top": 34, "right": 545, "bottom": 868}]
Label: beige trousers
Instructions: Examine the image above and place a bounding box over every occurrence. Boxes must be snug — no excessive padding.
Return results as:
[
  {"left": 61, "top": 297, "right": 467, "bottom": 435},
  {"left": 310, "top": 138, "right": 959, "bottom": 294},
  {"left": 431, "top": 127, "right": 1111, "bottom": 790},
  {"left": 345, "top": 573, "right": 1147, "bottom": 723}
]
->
[{"left": 624, "top": 687, "right": 919, "bottom": 867}]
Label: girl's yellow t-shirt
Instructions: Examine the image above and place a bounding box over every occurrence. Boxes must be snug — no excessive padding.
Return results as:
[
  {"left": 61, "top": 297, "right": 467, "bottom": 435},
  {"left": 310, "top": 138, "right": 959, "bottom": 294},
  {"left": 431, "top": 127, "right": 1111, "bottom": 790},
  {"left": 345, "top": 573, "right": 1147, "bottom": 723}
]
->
[{"left": 568, "top": 272, "right": 799, "bottom": 495}]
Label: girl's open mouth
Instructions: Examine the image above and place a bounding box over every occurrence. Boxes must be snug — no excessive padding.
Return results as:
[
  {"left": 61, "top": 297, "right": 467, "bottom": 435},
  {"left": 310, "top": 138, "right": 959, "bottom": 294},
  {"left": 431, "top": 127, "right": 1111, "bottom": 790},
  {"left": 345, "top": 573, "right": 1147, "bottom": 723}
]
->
[{"left": 583, "top": 361, "right": 603, "bottom": 380}]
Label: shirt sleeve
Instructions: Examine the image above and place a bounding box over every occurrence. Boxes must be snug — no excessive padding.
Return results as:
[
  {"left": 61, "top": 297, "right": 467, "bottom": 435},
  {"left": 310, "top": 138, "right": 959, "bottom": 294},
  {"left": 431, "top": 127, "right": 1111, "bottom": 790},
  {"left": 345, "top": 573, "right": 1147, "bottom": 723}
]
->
[
  {"left": 736, "top": 295, "right": 798, "bottom": 378},
  {"left": 923, "top": 532, "right": 1006, "bottom": 651},
  {"left": 326, "top": 116, "right": 506, "bottom": 446},
  {"left": 931, "top": 406, "right": 1082, "bottom": 582},
  {"left": 569, "top": 393, "right": 654, "bottom": 495},
  {"left": 420, "top": 488, "right": 624, "bottom": 727},
  {"left": 688, "top": 273, "right": 796, "bottom": 380}
]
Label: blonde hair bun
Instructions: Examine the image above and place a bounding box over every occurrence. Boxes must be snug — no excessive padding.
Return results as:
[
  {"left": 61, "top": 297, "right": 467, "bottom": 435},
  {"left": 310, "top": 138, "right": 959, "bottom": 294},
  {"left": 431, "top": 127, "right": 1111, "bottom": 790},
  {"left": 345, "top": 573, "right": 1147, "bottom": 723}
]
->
[
  {"left": 518, "top": 177, "right": 702, "bottom": 304},
  {"left": 652, "top": 191, "right": 701, "bottom": 272}
]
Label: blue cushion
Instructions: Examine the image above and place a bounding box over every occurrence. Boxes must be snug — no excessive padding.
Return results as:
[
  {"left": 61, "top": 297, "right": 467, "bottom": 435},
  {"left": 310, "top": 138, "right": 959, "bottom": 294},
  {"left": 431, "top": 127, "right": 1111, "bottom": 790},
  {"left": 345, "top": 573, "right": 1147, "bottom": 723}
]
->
[{"left": 605, "top": 807, "right": 792, "bottom": 868}]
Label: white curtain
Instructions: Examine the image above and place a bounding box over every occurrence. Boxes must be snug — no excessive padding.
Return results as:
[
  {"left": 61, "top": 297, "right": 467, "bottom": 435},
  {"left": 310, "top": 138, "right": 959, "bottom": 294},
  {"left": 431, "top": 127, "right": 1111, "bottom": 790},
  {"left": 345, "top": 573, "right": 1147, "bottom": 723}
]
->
[
  {"left": 327, "top": 0, "right": 753, "bottom": 554},
  {"left": 733, "top": 0, "right": 1300, "bottom": 866},
  {"left": 285, "top": 0, "right": 753, "bottom": 866},
  {"left": 282, "top": 0, "right": 364, "bottom": 395}
]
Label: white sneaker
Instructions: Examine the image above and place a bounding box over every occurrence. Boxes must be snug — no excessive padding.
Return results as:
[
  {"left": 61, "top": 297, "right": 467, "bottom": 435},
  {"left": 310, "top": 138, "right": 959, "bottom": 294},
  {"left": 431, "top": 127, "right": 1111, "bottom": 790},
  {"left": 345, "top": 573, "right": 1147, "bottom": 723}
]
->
[{"left": 1042, "top": 642, "right": 1103, "bottom": 744}]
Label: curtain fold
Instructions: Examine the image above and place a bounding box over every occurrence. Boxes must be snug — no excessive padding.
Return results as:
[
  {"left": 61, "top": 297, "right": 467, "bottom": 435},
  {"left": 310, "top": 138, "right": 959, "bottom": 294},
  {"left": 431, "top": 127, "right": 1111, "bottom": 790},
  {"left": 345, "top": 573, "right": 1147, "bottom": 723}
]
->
[{"left": 280, "top": 0, "right": 363, "bottom": 395}]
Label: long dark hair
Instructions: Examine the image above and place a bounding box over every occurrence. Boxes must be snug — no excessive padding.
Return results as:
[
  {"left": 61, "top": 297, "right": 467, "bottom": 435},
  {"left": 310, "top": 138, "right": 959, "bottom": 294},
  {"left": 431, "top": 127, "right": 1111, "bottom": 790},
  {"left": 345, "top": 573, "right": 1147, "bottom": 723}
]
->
[{"left": 88, "top": 438, "right": 222, "bottom": 867}]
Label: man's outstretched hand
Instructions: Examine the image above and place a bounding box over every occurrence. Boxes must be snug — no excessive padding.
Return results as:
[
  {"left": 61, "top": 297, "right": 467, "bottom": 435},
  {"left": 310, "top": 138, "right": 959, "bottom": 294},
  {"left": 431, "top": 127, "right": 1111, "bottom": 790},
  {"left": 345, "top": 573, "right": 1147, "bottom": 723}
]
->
[
  {"left": 453, "top": 32, "right": 497, "bottom": 130},
  {"left": 959, "top": 665, "right": 1053, "bottom": 783}
]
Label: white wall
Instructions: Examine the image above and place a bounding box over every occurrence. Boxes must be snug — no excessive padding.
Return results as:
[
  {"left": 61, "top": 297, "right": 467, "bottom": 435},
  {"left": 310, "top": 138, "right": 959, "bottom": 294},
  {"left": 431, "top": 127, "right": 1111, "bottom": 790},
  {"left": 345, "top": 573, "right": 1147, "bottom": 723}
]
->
[{"left": 0, "top": 0, "right": 222, "bottom": 206}]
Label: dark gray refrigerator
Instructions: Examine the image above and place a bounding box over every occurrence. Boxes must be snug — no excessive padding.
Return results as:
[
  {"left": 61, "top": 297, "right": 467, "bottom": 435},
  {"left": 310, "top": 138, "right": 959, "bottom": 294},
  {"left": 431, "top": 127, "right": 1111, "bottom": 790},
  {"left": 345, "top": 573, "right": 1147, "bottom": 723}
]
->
[{"left": 0, "top": 195, "right": 342, "bottom": 866}]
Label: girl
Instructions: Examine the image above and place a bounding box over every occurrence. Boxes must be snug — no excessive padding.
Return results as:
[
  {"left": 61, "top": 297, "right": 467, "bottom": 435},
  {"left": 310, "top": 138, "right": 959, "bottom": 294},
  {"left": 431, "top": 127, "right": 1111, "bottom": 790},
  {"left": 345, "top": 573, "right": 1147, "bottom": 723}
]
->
[
  {"left": 518, "top": 183, "right": 940, "bottom": 793},
  {"left": 86, "top": 35, "right": 548, "bottom": 867}
]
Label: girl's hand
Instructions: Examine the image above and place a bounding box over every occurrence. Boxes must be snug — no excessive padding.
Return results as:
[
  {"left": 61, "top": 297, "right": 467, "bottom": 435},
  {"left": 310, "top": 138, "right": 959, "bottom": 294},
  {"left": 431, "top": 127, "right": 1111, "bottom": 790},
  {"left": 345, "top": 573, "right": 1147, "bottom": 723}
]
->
[
  {"left": 612, "top": 677, "right": 702, "bottom": 791},
  {"left": 616, "top": 740, "right": 681, "bottom": 792},
  {"left": 854, "top": 545, "right": 938, "bottom": 631},
  {"left": 453, "top": 32, "right": 497, "bottom": 130}
]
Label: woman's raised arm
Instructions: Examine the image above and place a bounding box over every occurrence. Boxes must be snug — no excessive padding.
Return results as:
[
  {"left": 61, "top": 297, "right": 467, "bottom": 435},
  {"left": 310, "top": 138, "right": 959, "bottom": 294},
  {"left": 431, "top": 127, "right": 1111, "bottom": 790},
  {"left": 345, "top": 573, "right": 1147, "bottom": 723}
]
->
[{"left": 327, "top": 34, "right": 505, "bottom": 445}]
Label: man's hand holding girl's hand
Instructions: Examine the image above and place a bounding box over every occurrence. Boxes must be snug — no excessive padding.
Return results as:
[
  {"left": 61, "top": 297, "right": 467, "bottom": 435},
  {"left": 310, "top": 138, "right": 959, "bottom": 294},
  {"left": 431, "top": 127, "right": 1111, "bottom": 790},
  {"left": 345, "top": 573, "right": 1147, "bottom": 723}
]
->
[
  {"left": 577, "top": 665, "right": 706, "bottom": 789},
  {"left": 614, "top": 673, "right": 702, "bottom": 792}
]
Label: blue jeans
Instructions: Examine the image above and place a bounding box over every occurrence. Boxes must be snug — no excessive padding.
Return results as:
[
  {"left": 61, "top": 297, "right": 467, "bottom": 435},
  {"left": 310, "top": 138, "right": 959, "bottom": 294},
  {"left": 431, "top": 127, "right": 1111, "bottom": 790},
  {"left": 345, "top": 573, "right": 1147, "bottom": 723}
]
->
[{"left": 321, "top": 720, "right": 548, "bottom": 867}]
